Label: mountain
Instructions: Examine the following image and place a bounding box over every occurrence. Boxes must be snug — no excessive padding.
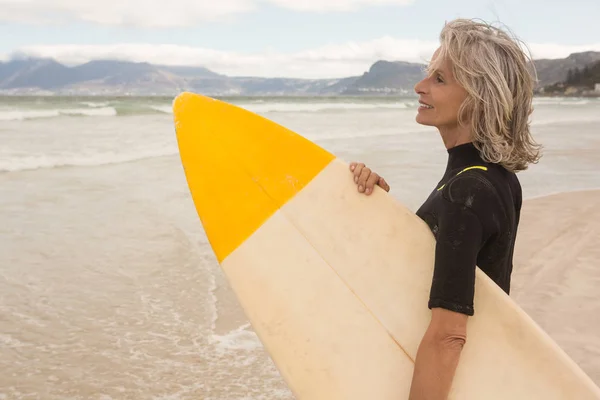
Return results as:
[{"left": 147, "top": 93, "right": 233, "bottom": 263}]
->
[
  {"left": 533, "top": 51, "right": 600, "bottom": 88},
  {"left": 0, "top": 58, "right": 73, "bottom": 89},
  {"left": 0, "top": 59, "right": 290, "bottom": 95},
  {"left": 541, "top": 59, "right": 600, "bottom": 96},
  {"left": 74, "top": 60, "right": 157, "bottom": 82},
  {"left": 0, "top": 58, "right": 167, "bottom": 93},
  {"left": 1, "top": 51, "right": 598, "bottom": 96},
  {"left": 319, "top": 75, "right": 363, "bottom": 94},
  {"left": 0, "top": 57, "right": 423, "bottom": 96},
  {"left": 156, "top": 65, "right": 222, "bottom": 79},
  {"left": 0, "top": 58, "right": 213, "bottom": 94},
  {"left": 565, "top": 60, "right": 600, "bottom": 87},
  {"left": 343, "top": 61, "right": 425, "bottom": 94}
]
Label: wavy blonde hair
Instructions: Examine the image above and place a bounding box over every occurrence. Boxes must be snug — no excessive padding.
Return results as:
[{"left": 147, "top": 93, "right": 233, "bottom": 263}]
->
[{"left": 428, "top": 18, "right": 542, "bottom": 172}]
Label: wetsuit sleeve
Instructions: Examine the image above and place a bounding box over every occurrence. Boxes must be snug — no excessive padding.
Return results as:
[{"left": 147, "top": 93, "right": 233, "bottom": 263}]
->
[{"left": 428, "top": 173, "right": 498, "bottom": 316}]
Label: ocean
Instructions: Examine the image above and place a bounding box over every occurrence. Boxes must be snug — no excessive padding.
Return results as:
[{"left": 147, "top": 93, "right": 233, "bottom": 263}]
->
[{"left": 1, "top": 95, "right": 599, "bottom": 399}]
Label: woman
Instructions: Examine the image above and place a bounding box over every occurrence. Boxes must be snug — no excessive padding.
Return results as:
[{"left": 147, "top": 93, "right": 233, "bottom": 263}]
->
[{"left": 350, "top": 19, "right": 542, "bottom": 400}]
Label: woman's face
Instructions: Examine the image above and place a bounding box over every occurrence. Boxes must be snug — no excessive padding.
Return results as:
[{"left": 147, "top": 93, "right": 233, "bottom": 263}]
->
[{"left": 414, "top": 48, "right": 469, "bottom": 131}]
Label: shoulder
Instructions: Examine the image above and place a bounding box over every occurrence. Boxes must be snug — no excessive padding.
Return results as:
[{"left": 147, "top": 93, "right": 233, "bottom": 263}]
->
[{"left": 440, "top": 169, "right": 499, "bottom": 212}]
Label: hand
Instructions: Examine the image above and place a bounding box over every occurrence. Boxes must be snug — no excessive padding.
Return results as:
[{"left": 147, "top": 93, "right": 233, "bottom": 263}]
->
[{"left": 349, "top": 162, "right": 390, "bottom": 195}]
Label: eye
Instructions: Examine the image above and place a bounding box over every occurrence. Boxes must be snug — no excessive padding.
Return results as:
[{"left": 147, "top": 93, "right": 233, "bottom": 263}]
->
[{"left": 436, "top": 74, "right": 444, "bottom": 83}]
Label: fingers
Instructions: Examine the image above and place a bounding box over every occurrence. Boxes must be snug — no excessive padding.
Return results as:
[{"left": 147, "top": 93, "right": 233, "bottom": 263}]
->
[
  {"left": 378, "top": 177, "right": 390, "bottom": 192},
  {"left": 357, "top": 166, "right": 371, "bottom": 193},
  {"left": 365, "top": 172, "right": 380, "bottom": 195},
  {"left": 351, "top": 162, "right": 365, "bottom": 183},
  {"left": 350, "top": 162, "right": 390, "bottom": 195}
]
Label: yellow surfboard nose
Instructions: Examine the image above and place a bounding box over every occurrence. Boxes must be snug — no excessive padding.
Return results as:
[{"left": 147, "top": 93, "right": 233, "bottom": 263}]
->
[{"left": 173, "top": 92, "right": 335, "bottom": 262}]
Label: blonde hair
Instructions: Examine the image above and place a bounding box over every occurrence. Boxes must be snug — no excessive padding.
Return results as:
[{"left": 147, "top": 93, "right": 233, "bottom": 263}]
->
[{"left": 428, "top": 18, "right": 542, "bottom": 172}]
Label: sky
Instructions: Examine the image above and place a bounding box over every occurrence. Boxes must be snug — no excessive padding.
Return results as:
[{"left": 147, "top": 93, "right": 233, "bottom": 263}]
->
[{"left": 1, "top": 0, "right": 599, "bottom": 78}]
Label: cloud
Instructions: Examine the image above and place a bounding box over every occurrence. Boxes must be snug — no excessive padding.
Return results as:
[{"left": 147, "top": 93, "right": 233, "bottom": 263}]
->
[
  {"left": 0, "top": 0, "right": 414, "bottom": 27},
  {"left": 265, "top": 0, "right": 414, "bottom": 12},
  {"left": 0, "top": 0, "right": 256, "bottom": 27},
  {"left": 4, "top": 39, "right": 600, "bottom": 79}
]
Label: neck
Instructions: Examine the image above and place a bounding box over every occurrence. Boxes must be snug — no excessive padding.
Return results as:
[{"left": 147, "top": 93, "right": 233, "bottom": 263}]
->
[{"left": 438, "top": 124, "right": 472, "bottom": 150}]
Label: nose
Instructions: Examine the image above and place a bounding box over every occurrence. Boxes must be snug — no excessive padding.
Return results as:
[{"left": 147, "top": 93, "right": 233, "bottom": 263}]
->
[{"left": 414, "top": 76, "right": 427, "bottom": 95}]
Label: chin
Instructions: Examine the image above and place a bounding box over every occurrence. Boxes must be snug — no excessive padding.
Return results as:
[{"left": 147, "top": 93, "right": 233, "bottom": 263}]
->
[{"left": 415, "top": 114, "right": 434, "bottom": 126}]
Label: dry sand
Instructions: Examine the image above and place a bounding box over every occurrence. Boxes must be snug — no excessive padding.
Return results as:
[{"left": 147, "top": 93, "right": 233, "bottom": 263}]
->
[{"left": 511, "top": 189, "right": 600, "bottom": 384}]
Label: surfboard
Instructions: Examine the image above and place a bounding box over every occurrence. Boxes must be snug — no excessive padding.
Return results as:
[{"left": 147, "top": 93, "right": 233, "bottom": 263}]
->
[{"left": 173, "top": 92, "right": 600, "bottom": 400}]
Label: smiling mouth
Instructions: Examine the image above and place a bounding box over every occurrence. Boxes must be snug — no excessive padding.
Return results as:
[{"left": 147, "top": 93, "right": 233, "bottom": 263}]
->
[{"left": 419, "top": 101, "right": 434, "bottom": 109}]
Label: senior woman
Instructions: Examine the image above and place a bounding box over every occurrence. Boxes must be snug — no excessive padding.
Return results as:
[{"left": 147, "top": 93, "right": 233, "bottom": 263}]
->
[{"left": 350, "top": 19, "right": 542, "bottom": 400}]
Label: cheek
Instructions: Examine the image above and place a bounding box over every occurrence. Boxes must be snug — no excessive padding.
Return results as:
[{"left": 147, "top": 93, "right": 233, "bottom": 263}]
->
[{"left": 446, "top": 94, "right": 467, "bottom": 118}]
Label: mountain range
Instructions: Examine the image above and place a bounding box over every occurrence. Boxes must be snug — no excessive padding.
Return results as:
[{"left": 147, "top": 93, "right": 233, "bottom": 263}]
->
[{"left": 1, "top": 51, "right": 599, "bottom": 96}]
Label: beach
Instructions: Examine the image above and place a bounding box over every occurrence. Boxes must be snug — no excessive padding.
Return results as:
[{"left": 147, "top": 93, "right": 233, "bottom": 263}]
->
[
  {"left": 512, "top": 189, "right": 600, "bottom": 385},
  {"left": 1, "top": 95, "right": 599, "bottom": 399}
]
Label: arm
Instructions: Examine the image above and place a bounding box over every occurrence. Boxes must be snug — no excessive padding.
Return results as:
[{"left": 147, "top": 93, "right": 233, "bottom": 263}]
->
[
  {"left": 409, "top": 308, "right": 468, "bottom": 400},
  {"left": 409, "top": 173, "right": 495, "bottom": 398}
]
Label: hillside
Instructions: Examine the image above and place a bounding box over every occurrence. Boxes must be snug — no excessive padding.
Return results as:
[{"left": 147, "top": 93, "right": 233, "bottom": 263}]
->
[
  {"left": 343, "top": 61, "right": 425, "bottom": 94},
  {"left": 565, "top": 60, "right": 600, "bottom": 87},
  {"left": 541, "top": 59, "right": 600, "bottom": 96},
  {"left": 532, "top": 51, "right": 600, "bottom": 88},
  {"left": 0, "top": 57, "right": 425, "bottom": 96},
  {"left": 1, "top": 51, "right": 599, "bottom": 96}
]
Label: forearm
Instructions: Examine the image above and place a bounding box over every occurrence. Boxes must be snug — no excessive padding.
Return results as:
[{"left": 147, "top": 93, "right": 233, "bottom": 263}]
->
[{"left": 408, "top": 333, "right": 465, "bottom": 400}]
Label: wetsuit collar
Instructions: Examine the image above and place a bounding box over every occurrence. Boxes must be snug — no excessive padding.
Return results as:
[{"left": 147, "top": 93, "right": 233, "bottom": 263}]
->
[{"left": 446, "top": 142, "right": 483, "bottom": 171}]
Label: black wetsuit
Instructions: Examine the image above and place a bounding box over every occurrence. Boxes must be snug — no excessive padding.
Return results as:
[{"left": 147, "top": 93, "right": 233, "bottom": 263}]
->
[{"left": 416, "top": 142, "right": 522, "bottom": 316}]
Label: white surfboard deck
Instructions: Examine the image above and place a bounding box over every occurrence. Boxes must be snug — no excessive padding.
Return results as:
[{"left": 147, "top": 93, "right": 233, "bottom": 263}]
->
[{"left": 173, "top": 92, "right": 600, "bottom": 399}]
